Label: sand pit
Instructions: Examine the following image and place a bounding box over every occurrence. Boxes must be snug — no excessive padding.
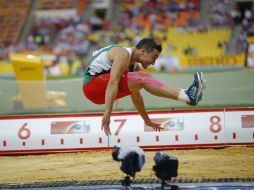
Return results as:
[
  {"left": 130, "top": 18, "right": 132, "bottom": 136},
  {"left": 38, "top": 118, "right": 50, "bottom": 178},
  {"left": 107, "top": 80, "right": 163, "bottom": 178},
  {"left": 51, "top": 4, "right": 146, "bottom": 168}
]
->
[{"left": 0, "top": 147, "right": 253, "bottom": 184}]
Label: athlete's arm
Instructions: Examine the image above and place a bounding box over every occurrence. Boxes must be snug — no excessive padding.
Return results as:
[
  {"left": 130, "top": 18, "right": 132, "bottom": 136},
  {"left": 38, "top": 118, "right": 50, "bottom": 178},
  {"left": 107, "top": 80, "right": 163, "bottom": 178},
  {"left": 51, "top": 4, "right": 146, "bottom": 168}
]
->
[
  {"left": 102, "top": 48, "right": 130, "bottom": 136},
  {"left": 131, "top": 61, "right": 162, "bottom": 131},
  {"left": 131, "top": 91, "right": 163, "bottom": 131}
]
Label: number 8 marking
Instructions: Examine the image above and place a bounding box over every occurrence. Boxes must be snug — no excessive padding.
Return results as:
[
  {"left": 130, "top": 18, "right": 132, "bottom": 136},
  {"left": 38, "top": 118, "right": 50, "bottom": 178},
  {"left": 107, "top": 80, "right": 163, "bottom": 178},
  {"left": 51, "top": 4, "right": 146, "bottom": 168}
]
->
[{"left": 209, "top": 115, "right": 222, "bottom": 133}]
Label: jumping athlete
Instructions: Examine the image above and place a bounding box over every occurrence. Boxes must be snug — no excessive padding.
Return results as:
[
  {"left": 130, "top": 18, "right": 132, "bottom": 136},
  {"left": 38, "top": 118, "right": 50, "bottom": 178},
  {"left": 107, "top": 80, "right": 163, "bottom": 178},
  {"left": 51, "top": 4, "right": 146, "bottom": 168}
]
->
[{"left": 82, "top": 38, "right": 206, "bottom": 135}]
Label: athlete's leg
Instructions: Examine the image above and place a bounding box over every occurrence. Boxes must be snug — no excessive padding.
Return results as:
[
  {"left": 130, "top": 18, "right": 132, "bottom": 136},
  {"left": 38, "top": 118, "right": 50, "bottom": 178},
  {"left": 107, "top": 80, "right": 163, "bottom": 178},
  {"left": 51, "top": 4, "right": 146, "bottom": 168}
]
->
[
  {"left": 127, "top": 72, "right": 181, "bottom": 100},
  {"left": 127, "top": 71, "right": 205, "bottom": 105}
]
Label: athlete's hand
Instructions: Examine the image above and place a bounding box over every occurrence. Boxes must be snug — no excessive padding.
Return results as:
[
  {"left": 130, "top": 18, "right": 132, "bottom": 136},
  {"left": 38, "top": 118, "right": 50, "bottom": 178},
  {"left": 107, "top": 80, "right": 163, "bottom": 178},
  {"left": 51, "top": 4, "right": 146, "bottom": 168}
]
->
[
  {"left": 101, "top": 113, "right": 111, "bottom": 136},
  {"left": 145, "top": 121, "right": 163, "bottom": 131}
]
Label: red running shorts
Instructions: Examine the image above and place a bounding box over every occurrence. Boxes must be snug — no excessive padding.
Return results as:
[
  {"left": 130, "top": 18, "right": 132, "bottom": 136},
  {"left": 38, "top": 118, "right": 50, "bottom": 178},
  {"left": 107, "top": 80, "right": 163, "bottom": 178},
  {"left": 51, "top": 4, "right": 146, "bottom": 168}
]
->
[{"left": 83, "top": 72, "right": 131, "bottom": 104}]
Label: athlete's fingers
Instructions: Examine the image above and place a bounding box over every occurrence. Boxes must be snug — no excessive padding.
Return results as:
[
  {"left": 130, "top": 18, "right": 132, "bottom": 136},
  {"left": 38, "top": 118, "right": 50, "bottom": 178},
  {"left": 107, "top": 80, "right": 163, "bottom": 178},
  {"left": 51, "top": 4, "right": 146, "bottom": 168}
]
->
[
  {"left": 155, "top": 125, "right": 163, "bottom": 132},
  {"left": 106, "top": 129, "right": 111, "bottom": 136},
  {"left": 103, "top": 124, "right": 111, "bottom": 136}
]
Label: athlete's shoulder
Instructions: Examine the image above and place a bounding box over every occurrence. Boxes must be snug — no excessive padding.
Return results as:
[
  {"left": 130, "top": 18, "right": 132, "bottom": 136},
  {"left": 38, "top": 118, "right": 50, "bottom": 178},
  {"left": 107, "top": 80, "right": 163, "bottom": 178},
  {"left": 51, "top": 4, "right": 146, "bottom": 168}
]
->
[
  {"left": 110, "top": 45, "right": 129, "bottom": 51},
  {"left": 109, "top": 46, "right": 131, "bottom": 58},
  {"left": 92, "top": 45, "right": 113, "bottom": 56}
]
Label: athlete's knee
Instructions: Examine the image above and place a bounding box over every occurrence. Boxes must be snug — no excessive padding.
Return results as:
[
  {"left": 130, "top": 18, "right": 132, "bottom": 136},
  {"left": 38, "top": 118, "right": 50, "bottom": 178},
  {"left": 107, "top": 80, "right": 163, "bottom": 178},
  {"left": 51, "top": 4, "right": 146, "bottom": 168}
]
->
[
  {"left": 128, "top": 72, "right": 144, "bottom": 85},
  {"left": 128, "top": 71, "right": 163, "bottom": 88},
  {"left": 128, "top": 72, "right": 152, "bottom": 84},
  {"left": 135, "top": 71, "right": 152, "bottom": 78}
]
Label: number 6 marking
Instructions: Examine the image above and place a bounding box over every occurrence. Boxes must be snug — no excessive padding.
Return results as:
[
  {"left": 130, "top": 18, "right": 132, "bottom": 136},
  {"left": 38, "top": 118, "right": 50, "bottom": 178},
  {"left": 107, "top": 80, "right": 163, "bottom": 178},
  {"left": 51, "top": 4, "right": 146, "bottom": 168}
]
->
[
  {"left": 114, "top": 119, "right": 126, "bottom": 136},
  {"left": 18, "top": 123, "right": 31, "bottom": 140}
]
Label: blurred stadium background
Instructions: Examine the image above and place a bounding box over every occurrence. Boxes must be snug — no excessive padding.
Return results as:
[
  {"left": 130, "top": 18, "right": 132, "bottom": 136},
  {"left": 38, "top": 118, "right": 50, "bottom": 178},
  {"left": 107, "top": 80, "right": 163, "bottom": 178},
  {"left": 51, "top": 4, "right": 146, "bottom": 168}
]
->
[{"left": 0, "top": 0, "right": 254, "bottom": 115}]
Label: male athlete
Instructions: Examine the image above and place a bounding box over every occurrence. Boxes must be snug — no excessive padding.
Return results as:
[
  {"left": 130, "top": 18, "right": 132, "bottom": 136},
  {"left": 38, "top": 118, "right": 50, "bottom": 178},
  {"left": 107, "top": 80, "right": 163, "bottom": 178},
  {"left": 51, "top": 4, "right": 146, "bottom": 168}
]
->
[{"left": 83, "top": 38, "right": 206, "bottom": 135}]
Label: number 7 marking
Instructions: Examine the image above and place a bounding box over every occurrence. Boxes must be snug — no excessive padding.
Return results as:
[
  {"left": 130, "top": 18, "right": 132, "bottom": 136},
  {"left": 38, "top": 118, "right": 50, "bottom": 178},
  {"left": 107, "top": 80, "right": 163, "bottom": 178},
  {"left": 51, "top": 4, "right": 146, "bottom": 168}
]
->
[{"left": 114, "top": 119, "right": 127, "bottom": 136}]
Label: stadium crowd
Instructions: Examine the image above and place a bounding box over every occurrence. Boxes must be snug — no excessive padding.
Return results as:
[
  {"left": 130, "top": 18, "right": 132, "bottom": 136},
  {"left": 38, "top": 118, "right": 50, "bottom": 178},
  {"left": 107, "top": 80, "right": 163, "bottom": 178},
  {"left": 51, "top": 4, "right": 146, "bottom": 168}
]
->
[{"left": 0, "top": 0, "right": 253, "bottom": 76}]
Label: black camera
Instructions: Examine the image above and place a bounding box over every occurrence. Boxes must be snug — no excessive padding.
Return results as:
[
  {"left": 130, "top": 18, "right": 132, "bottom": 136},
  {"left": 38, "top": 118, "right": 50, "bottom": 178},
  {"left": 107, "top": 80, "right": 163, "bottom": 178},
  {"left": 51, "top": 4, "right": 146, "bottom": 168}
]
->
[
  {"left": 112, "top": 145, "right": 145, "bottom": 178},
  {"left": 153, "top": 152, "right": 178, "bottom": 181}
]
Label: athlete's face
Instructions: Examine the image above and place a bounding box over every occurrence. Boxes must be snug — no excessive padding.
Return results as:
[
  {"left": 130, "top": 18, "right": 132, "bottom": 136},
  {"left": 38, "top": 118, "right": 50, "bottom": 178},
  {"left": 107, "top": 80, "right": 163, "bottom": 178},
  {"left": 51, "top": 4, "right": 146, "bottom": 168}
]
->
[{"left": 139, "top": 49, "right": 160, "bottom": 69}]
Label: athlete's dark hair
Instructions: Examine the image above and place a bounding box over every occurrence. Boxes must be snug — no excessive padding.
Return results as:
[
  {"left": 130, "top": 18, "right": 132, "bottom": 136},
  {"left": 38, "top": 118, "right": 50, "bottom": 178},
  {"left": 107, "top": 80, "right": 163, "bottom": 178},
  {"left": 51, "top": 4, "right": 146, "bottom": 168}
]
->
[{"left": 135, "top": 38, "right": 162, "bottom": 53}]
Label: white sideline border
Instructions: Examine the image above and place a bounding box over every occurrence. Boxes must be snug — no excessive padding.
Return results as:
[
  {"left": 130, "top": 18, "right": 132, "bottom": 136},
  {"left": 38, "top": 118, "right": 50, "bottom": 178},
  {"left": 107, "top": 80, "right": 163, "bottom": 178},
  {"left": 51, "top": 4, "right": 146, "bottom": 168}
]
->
[{"left": 0, "top": 108, "right": 253, "bottom": 155}]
